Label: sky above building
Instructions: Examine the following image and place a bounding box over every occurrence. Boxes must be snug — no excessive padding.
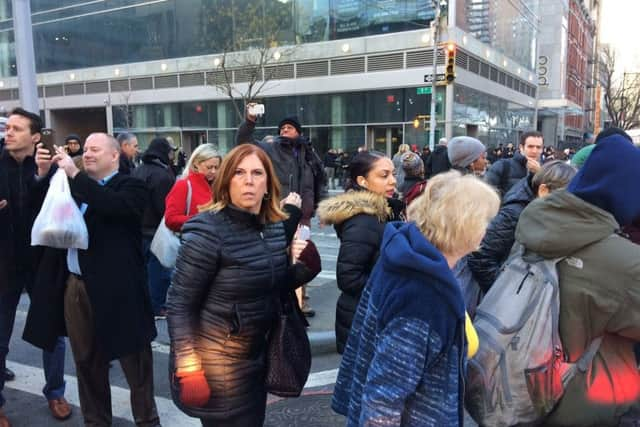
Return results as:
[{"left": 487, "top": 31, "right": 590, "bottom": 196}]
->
[{"left": 600, "top": 0, "right": 640, "bottom": 73}]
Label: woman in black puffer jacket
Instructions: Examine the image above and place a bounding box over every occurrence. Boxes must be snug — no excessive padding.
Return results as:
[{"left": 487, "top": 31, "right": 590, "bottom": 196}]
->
[
  {"left": 317, "top": 151, "right": 404, "bottom": 354},
  {"left": 167, "top": 144, "right": 320, "bottom": 427}
]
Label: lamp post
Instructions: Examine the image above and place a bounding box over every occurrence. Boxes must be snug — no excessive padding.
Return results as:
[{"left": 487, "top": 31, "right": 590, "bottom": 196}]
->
[
  {"left": 428, "top": 1, "right": 446, "bottom": 151},
  {"left": 12, "top": 0, "right": 38, "bottom": 114}
]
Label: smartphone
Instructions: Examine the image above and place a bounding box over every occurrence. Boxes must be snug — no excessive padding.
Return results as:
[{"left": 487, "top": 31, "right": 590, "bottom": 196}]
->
[
  {"left": 40, "top": 128, "right": 56, "bottom": 155},
  {"left": 248, "top": 103, "right": 265, "bottom": 116},
  {"left": 297, "top": 225, "right": 311, "bottom": 241}
]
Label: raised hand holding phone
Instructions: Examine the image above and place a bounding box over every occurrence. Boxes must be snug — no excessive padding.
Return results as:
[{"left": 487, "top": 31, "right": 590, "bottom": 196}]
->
[{"left": 291, "top": 225, "right": 311, "bottom": 263}]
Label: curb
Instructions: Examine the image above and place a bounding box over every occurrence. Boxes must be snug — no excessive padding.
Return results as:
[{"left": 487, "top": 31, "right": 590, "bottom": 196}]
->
[{"left": 309, "top": 330, "right": 337, "bottom": 356}]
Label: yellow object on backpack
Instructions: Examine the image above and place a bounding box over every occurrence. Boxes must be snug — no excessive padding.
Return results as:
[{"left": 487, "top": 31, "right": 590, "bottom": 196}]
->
[{"left": 465, "top": 311, "right": 479, "bottom": 358}]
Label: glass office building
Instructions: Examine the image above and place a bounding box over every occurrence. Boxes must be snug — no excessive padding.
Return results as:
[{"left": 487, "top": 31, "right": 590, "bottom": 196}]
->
[{"left": 0, "top": 0, "right": 538, "bottom": 155}]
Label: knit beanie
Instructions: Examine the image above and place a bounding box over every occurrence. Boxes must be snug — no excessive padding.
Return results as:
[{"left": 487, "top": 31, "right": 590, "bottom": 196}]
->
[
  {"left": 401, "top": 152, "right": 424, "bottom": 178},
  {"left": 571, "top": 144, "right": 596, "bottom": 168},
  {"left": 447, "top": 136, "right": 486, "bottom": 168},
  {"left": 278, "top": 116, "right": 302, "bottom": 135},
  {"left": 65, "top": 134, "right": 81, "bottom": 144},
  {"left": 567, "top": 134, "right": 640, "bottom": 226}
]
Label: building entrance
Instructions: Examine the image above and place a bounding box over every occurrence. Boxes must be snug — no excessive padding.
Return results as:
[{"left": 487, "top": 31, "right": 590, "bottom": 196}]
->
[{"left": 367, "top": 126, "right": 403, "bottom": 157}]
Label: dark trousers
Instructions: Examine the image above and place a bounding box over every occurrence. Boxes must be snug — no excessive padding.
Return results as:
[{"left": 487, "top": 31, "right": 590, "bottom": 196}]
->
[
  {"left": 142, "top": 236, "right": 172, "bottom": 315},
  {"left": 200, "top": 393, "right": 266, "bottom": 427},
  {"left": 0, "top": 271, "right": 66, "bottom": 407},
  {"left": 64, "top": 275, "right": 160, "bottom": 427}
]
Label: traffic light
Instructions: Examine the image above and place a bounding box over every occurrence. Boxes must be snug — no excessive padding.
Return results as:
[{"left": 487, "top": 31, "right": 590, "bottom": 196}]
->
[
  {"left": 413, "top": 117, "right": 420, "bottom": 128},
  {"left": 445, "top": 43, "right": 456, "bottom": 83}
]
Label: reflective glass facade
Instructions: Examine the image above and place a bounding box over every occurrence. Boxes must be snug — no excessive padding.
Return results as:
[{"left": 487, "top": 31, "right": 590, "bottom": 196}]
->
[
  {"left": 456, "top": 0, "right": 539, "bottom": 70},
  {"left": 0, "top": 0, "right": 438, "bottom": 77},
  {"left": 113, "top": 86, "right": 446, "bottom": 154},
  {"left": 452, "top": 84, "right": 534, "bottom": 147}
]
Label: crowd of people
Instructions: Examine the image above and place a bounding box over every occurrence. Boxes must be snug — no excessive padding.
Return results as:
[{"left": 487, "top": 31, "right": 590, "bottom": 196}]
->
[{"left": 0, "top": 103, "right": 639, "bottom": 427}]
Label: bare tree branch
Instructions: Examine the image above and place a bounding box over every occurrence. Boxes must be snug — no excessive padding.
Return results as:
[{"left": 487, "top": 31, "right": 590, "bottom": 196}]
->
[
  {"left": 601, "top": 45, "right": 640, "bottom": 130},
  {"left": 204, "top": 2, "right": 299, "bottom": 125}
]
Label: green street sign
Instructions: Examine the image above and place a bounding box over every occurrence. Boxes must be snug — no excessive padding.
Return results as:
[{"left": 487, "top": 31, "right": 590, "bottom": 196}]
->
[{"left": 417, "top": 86, "right": 432, "bottom": 95}]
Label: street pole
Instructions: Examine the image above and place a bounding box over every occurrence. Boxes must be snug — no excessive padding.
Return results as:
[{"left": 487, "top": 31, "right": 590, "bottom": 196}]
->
[
  {"left": 12, "top": 0, "right": 38, "bottom": 114},
  {"left": 428, "top": 5, "right": 441, "bottom": 151}
]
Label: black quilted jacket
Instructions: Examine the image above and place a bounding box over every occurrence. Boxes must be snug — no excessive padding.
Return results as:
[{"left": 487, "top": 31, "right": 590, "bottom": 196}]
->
[
  {"left": 167, "top": 205, "right": 315, "bottom": 420},
  {"left": 467, "top": 176, "right": 535, "bottom": 292}
]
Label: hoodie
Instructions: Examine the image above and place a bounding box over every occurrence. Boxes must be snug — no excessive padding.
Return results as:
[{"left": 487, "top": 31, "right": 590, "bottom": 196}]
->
[
  {"left": 567, "top": 133, "right": 640, "bottom": 227},
  {"left": 132, "top": 138, "right": 175, "bottom": 235},
  {"left": 332, "top": 222, "right": 466, "bottom": 427},
  {"left": 516, "top": 190, "right": 640, "bottom": 426}
]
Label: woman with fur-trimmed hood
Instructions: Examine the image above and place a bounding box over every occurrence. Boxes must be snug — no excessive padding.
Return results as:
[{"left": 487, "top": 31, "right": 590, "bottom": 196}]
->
[{"left": 317, "top": 151, "right": 404, "bottom": 354}]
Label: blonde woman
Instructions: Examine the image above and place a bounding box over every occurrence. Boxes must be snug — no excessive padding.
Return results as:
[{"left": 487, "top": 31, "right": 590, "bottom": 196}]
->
[
  {"left": 164, "top": 143, "right": 221, "bottom": 232},
  {"left": 332, "top": 171, "right": 499, "bottom": 426},
  {"left": 392, "top": 143, "right": 410, "bottom": 189}
]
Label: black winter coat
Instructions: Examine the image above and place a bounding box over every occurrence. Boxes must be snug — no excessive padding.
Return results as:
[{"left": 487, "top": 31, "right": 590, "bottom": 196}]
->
[
  {"left": 467, "top": 175, "right": 535, "bottom": 292},
  {"left": 167, "top": 206, "right": 316, "bottom": 421},
  {"left": 317, "top": 191, "right": 402, "bottom": 354},
  {"left": 425, "top": 144, "right": 451, "bottom": 178},
  {"left": 0, "top": 151, "right": 43, "bottom": 294},
  {"left": 485, "top": 151, "right": 529, "bottom": 196},
  {"left": 132, "top": 143, "right": 175, "bottom": 237},
  {"left": 236, "top": 120, "right": 326, "bottom": 224},
  {"left": 27, "top": 172, "right": 157, "bottom": 359},
  {"left": 132, "top": 159, "right": 175, "bottom": 237}
]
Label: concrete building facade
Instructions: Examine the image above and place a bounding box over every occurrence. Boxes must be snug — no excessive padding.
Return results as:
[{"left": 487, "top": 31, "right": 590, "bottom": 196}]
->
[{"left": 537, "top": 0, "right": 596, "bottom": 146}]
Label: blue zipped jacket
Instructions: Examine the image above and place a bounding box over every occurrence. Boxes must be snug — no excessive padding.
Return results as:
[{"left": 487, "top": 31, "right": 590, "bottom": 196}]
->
[{"left": 332, "top": 221, "right": 467, "bottom": 426}]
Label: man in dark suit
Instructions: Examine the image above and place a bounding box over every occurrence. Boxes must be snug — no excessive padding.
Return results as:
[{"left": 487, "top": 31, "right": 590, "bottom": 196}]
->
[
  {"left": 35, "top": 133, "right": 160, "bottom": 426},
  {"left": 0, "top": 108, "right": 70, "bottom": 426}
]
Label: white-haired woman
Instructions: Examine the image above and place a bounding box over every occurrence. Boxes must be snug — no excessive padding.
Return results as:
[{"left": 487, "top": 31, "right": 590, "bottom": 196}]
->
[
  {"left": 332, "top": 171, "right": 499, "bottom": 426},
  {"left": 165, "top": 144, "right": 221, "bottom": 232}
]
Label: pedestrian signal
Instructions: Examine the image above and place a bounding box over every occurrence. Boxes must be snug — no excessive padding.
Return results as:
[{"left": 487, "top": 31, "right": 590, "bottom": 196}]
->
[{"left": 446, "top": 43, "right": 456, "bottom": 83}]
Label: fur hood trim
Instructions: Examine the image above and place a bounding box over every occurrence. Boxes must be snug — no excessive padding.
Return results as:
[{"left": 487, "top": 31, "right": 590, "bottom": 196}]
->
[{"left": 317, "top": 190, "right": 391, "bottom": 226}]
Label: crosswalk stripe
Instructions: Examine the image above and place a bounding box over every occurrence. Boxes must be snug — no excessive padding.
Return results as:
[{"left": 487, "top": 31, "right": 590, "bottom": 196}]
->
[
  {"left": 314, "top": 271, "right": 337, "bottom": 280},
  {"left": 5, "top": 359, "right": 338, "bottom": 424},
  {"left": 5, "top": 361, "right": 199, "bottom": 426}
]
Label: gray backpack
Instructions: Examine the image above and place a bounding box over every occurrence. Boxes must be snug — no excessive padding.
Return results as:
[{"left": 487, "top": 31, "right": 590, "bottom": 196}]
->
[{"left": 465, "top": 248, "right": 601, "bottom": 427}]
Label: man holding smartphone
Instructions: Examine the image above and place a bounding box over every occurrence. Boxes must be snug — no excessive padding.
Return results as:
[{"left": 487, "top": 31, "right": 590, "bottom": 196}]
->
[
  {"left": 236, "top": 103, "right": 326, "bottom": 317},
  {"left": 0, "top": 108, "right": 70, "bottom": 426}
]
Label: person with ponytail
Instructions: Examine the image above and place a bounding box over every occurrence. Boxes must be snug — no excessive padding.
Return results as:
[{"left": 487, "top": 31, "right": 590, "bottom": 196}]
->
[{"left": 317, "top": 151, "right": 403, "bottom": 354}]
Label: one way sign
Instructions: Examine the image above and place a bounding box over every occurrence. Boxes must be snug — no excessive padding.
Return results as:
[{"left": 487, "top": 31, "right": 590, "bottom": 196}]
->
[{"left": 424, "top": 73, "right": 446, "bottom": 83}]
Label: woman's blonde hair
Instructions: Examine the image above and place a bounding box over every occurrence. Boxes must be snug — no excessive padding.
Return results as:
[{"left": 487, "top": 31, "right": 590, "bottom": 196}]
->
[
  {"left": 182, "top": 143, "right": 221, "bottom": 178},
  {"left": 395, "top": 143, "right": 410, "bottom": 156},
  {"left": 203, "top": 144, "right": 288, "bottom": 223},
  {"left": 407, "top": 170, "right": 499, "bottom": 256}
]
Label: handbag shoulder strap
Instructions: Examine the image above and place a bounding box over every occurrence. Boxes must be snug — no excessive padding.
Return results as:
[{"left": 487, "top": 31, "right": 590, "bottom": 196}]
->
[{"left": 185, "top": 179, "right": 192, "bottom": 216}]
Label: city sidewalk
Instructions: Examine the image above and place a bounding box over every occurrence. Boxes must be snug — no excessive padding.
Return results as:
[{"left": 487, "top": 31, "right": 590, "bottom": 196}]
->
[{"left": 266, "top": 387, "right": 344, "bottom": 426}]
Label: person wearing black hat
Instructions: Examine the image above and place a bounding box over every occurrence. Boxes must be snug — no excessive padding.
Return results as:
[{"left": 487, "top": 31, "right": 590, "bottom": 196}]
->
[
  {"left": 64, "top": 134, "right": 83, "bottom": 158},
  {"left": 132, "top": 137, "right": 176, "bottom": 319},
  {"left": 236, "top": 104, "right": 326, "bottom": 317}
]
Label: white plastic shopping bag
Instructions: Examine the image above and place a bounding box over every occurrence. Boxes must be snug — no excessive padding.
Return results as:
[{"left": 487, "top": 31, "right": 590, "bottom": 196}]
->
[{"left": 31, "top": 169, "right": 89, "bottom": 249}]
